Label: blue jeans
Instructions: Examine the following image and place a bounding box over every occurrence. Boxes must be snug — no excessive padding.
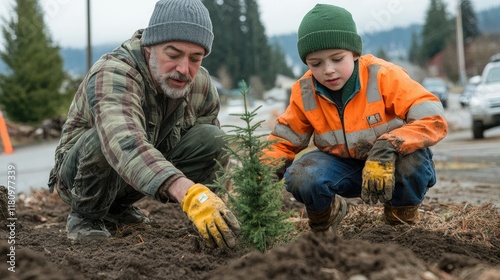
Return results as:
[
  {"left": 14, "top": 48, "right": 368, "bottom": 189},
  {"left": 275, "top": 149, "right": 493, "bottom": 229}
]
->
[{"left": 284, "top": 148, "right": 436, "bottom": 212}]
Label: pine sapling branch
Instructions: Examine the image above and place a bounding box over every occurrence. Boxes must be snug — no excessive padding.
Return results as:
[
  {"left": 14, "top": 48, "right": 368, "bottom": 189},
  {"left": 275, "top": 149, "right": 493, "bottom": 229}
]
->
[{"left": 210, "top": 81, "right": 295, "bottom": 252}]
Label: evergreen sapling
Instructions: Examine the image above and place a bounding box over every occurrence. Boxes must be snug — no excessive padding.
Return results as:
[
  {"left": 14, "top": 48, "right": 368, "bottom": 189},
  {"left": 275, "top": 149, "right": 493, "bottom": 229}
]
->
[{"left": 210, "top": 82, "right": 295, "bottom": 252}]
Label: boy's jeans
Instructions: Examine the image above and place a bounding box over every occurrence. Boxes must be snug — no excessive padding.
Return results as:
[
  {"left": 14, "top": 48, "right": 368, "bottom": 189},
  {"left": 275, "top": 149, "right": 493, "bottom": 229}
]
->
[{"left": 284, "top": 148, "right": 436, "bottom": 212}]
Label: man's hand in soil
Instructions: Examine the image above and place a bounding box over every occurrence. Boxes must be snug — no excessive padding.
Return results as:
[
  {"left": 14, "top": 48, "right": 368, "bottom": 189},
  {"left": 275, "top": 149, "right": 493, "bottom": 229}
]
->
[
  {"left": 361, "top": 140, "right": 397, "bottom": 204},
  {"left": 181, "top": 183, "right": 241, "bottom": 249}
]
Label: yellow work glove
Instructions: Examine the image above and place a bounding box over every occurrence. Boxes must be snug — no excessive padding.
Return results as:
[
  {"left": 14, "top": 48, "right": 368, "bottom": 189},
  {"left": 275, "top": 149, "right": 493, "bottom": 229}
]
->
[
  {"left": 181, "top": 184, "right": 241, "bottom": 249},
  {"left": 361, "top": 140, "right": 398, "bottom": 204}
]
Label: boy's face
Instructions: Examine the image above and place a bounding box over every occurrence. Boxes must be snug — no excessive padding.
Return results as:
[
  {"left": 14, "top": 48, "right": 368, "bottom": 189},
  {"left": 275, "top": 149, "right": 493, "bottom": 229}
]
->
[{"left": 305, "top": 49, "right": 359, "bottom": 91}]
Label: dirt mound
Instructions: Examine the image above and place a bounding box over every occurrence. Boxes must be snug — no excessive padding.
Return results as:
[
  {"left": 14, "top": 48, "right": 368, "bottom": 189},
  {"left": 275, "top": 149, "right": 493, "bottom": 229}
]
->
[
  {"left": 1, "top": 243, "right": 76, "bottom": 280},
  {"left": 209, "top": 233, "right": 434, "bottom": 280},
  {"left": 0, "top": 188, "right": 498, "bottom": 280}
]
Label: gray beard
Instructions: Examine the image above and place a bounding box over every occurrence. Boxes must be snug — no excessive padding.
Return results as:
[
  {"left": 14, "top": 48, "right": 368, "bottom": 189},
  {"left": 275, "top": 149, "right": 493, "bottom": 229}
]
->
[
  {"left": 149, "top": 49, "right": 193, "bottom": 99},
  {"left": 159, "top": 81, "right": 192, "bottom": 99}
]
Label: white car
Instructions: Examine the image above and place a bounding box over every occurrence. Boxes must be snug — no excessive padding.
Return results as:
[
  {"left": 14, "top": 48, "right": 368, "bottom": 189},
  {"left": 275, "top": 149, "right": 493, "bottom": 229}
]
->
[
  {"left": 469, "top": 54, "right": 500, "bottom": 139},
  {"left": 263, "top": 87, "right": 289, "bottom": 103},
  {"left": 459, "top": 75, "right": 481, "bottom": 108}
]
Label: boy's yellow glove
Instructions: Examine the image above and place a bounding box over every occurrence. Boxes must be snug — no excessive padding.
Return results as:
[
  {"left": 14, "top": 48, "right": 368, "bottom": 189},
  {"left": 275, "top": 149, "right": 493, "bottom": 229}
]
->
[
  {"left": 361, "top": 140, "right": 397, "bottom": 204},
  {"left": 181, "top": 184, "right": 240, "bottom": 249}
]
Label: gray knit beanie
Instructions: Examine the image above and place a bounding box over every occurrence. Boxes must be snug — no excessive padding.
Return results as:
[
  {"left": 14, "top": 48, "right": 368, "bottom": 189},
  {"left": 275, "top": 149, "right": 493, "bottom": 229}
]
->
[
  {"left": 142, "top": 0, "right": 214, "bottom": 56},
  {"left": 297, "top": 4, "right": 362, "bottom": 64}
]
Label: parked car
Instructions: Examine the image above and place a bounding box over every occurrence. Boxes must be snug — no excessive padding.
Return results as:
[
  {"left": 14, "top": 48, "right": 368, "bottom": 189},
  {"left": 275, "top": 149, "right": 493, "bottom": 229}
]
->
[
  {"left": 263, "top": 87, "right": 289, "bottom": 103},
  {"left": 422, "top": 77, "right": 448, "bottom": 109},
  {"left": 469, "top": 54, "right": 500, "bottom": 139},
  {"left": 459, "top": 75, "right": 481, "bottom": 108}
]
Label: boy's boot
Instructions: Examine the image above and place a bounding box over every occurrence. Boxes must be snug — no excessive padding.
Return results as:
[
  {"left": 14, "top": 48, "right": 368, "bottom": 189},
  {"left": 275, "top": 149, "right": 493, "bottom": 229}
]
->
[
  {"left": 307, "top": 195, "right": 348, "bottom": 233},
  {"left": 383, "top": 203, "right": 420, "bottom": 225}
]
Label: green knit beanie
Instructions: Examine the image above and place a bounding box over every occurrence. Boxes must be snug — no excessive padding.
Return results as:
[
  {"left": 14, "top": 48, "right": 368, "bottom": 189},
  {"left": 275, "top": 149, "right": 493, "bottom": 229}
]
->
[{"left": 297, "top": 4, "right": 362, "bottom": 64}]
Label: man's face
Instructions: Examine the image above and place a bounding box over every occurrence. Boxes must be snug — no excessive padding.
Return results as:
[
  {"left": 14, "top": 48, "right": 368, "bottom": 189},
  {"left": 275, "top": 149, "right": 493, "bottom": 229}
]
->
[{"left": 147, "top": 41, "right": 205, "bottom": 99}]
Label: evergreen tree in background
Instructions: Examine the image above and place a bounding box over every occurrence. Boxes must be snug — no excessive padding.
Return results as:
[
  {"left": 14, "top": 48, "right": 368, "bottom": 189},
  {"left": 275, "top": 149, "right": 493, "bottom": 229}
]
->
[
  {"left": 203, "top": 0, "right": 242, "bottom": 88},
  {"left": 376, "top": 48, "right": 389, "bottom": 61},
  {"left": 441, "top": 0, "right": 481, "bottom": 81},
  {"left": 202, "top": 0, "right": 294, "bottom": 91},
  {"left": 0, "top": 0, "right": 65, "bottom": 123},
  {"left": 460, "top": 0, "right": 480, "bottom": 42},
  {"left": 408, "top": 31, "right": 421, "bottom": 64},
  {"left": 269, "top": 42, "right": 295, "bottom": 79},
  {"left": 419, "top": 0, "right": 452, "bottom": 63},
  {"left": 210, "top": 82, "right": 295, "bottom": 252},
  {"left": 241, "top": 0, "right": 274, "bottom": 89}
]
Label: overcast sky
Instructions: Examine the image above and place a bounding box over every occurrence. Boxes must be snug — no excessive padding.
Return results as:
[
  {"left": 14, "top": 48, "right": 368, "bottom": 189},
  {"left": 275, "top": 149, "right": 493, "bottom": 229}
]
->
[{"left": 0, "top": 0, "right": 499, "bottom": 48}]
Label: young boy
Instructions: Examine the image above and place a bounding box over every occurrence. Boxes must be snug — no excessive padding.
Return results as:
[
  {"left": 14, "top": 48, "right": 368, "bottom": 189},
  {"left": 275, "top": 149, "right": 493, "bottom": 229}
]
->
[{"left": 262, "top": 4, "right": 447, "bottom": 233}]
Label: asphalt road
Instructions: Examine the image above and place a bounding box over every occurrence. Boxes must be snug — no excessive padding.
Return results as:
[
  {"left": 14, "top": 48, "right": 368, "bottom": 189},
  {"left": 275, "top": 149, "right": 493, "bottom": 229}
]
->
[
  {"left": 431, "top": 127, "right": 500, "bottom": 184},
  {"left": 1, "top": 140, "right": 57, "bottom": 194},
  {"left": 430, "top": 92, "right": 500, "bottom": 185},
  {"left": 1, "top": 93, "right": 498, "bottom": 195}
]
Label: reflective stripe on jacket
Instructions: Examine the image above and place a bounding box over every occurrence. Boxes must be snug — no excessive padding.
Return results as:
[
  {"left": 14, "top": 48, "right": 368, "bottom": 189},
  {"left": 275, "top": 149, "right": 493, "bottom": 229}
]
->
[{"left": 264, "top": 54, "right": 448, "bottom": 164}]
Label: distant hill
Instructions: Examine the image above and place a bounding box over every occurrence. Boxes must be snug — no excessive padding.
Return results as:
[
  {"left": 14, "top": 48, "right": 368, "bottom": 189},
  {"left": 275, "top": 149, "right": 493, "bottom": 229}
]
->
[
  {"left": 61, "top": 44, "right": 117, "bottom": 76},
  {"left": 270, "top": 5, "right": 500, "bottom": 74},
  {"left": 0, "top": 43, "right": 117, "bottom": 76},
  {"left": 478, "top": 5, "right": 500, "bottom": 34},
  {"left": 0, "top": 5, "right": 499, "bottom": 75},
  {"left": 269, "top": 24, "right": 422, "bottom": 75}
]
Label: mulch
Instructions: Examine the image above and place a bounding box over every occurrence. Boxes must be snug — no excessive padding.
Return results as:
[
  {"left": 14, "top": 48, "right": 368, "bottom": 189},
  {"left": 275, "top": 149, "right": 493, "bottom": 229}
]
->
[{"left": 0, "top": 186, "right": 499, "bottom": 280}]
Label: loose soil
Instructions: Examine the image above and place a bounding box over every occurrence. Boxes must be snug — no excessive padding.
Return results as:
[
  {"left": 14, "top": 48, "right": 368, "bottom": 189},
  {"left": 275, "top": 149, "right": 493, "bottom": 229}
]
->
[
  {"left": 2, "top": 94, "right": 499, "bottom": 279},
  {"left": 1, "top": 182, "right": 499, "bottom": 280}
]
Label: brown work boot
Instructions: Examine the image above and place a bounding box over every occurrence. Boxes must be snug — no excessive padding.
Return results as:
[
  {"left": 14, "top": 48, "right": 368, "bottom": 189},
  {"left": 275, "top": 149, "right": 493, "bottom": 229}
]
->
[
  {"left": 383, "top": 203, "right": 420, "bottom": 225},
  {"left": 307, "top": 195, "right": 348, "bottom": 233}
]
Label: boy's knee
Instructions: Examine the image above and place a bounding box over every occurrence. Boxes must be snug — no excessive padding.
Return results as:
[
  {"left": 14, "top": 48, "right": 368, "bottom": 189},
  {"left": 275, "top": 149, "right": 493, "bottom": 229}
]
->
[
  {"left": 395, "top": 148, "right": 434, "bottom": 178},
  {"left": 285, "top": 166, "right": 322, "bottom": 197}
]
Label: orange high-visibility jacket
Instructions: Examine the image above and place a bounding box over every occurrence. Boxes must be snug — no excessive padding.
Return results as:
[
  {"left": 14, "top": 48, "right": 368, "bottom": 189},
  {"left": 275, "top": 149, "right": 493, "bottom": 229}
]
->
[{"left": 264, "top": 54, "right": 448, "bottom": 164}]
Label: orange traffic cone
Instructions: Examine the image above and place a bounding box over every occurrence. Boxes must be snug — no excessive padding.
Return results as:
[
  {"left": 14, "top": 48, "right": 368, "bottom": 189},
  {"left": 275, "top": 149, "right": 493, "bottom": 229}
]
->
[{"left": 0, "top": 109, "right": 14, "bottom": 154}]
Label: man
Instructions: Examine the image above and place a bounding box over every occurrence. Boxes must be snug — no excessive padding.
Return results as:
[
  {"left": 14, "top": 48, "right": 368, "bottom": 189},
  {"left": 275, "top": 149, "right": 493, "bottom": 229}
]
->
[{"left": 48, "top": 0, "right": 240, "bottom": 249}]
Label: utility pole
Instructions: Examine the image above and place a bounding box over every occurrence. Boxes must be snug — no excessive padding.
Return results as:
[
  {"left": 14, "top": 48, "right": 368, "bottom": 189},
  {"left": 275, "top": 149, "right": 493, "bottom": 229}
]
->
[
  {"left": 86, "top": 0, "right": 92, "bottom": 71},
  {"left": 456, "top": 0, "right": 467, "bottom": 86}
]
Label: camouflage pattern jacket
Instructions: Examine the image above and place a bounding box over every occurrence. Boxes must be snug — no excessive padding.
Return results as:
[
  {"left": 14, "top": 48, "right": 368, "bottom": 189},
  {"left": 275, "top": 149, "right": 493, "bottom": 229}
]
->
[{"left": 48, "top": 30, "right": 220, "bottom": 199}]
